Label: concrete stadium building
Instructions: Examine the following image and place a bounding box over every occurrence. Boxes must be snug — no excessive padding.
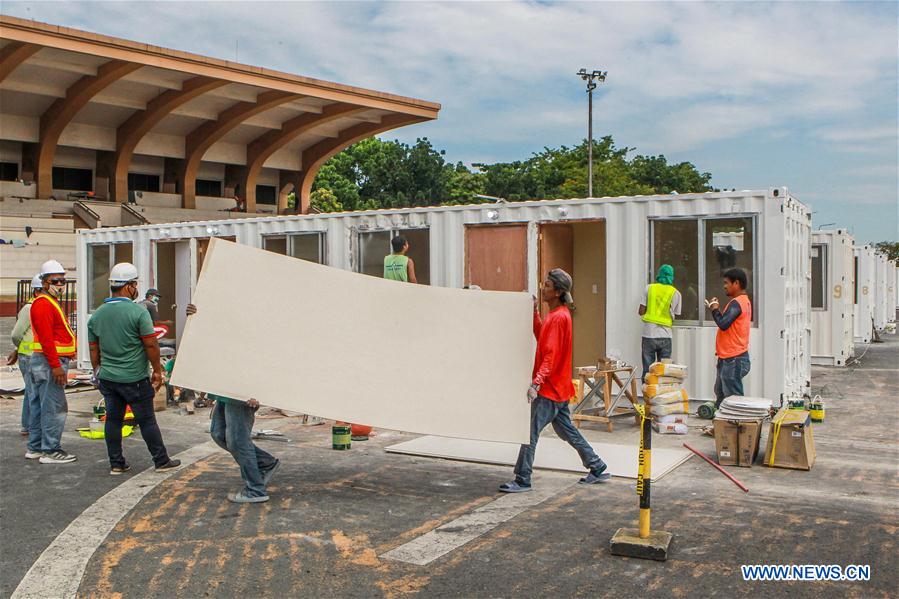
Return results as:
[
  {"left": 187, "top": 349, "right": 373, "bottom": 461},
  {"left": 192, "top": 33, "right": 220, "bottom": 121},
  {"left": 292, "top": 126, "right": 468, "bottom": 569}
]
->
[{"left": 0, "top": 15, "right": 439, "bottom": 312}]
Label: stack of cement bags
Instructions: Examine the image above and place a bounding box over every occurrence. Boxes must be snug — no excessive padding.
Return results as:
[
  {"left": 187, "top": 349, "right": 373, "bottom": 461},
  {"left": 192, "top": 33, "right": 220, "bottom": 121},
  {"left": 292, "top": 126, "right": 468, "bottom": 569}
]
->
[{"left": 643, "top": 361, "right": 690, "bottom": 434}]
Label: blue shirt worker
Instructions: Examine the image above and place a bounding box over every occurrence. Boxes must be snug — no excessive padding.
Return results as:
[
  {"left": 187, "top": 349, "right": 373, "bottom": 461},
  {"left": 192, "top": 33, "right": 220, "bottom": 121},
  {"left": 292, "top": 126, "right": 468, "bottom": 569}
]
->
[
  {"left": 186, "top": 303, "right": 280, "bottom": 504},
  {"left": 88, "top": 263, "right": 181, "bottom": 475}
]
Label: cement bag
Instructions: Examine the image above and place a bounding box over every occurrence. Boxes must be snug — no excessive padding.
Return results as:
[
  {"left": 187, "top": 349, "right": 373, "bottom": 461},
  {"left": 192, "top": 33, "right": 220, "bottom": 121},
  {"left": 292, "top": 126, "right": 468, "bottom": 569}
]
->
[
  {"left": 648, "top": 362, "right": 688, "bottom": 379},
  {"left": 642, "top": 383, "right": 682, "bottom": 398},
  {"left": 649, "top": 401, "right": 690, "bottom": 417},
  {"left": 652, "top": 421, "right": 687, "bottom": 435},
  {"left": 644, "top": 374, "right": 683, "bottom": 386},
  {"left": 647, "top": 388, "right": 689, "bottom": 406},
  {"left": 655, "top": 414, "right": 688, "bottom": 425}
]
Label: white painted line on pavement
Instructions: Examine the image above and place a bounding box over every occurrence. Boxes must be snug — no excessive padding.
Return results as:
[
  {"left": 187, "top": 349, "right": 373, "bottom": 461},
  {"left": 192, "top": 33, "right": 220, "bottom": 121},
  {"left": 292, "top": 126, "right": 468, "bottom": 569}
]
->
[
  {"left": 11, "top": 442, "right": 219, "bottom": 599},
  {"left": 380, "top": 476, "right": 574, "bottom": 566}
]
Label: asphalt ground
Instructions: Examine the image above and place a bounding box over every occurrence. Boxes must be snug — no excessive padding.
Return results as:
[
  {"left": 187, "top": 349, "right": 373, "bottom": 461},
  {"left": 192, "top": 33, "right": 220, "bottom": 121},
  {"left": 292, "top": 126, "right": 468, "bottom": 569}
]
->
[{"left": 1, "top": 334, "right": 897, "bottom": 598}]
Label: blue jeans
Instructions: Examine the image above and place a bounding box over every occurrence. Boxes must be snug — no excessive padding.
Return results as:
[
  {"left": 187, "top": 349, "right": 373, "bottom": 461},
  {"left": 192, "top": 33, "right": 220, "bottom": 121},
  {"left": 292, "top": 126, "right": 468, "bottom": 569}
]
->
[
  {"left": 210, "top": 401, "right": 276, "bottom": 497},
  {"left": 513, "top": 396, "right": 605, "bottom": 487},
  {"left": 641, "top": 337, "right": 672, "bottom": 381},
  {"left": 29, "top": 353, "right": 70, "bottom": 453},
  {"left": 19, "top": 354, "right": 36, "bottom": 431},
  {"left": 99, "top": 378, "right": 171, "bottom": 468},
  {"left": 714, "top": 352, "right": 751, "bottom": 407}
]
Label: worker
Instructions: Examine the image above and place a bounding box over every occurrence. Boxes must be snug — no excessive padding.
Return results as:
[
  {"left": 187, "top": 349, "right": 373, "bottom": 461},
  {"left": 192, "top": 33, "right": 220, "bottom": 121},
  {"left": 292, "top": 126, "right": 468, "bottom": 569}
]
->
[
  {"left": 28, "top": 260, "right": 77, "bottom": 464},
  {"left": 138, "top": 288, "right": 172, "bottom": 327},
  {"left": 88, "top": 263, "right": 181, "bottom": 475},
  {"left": 638, "top": 264, "right": 682, "bottom": 381},
  {"left": 186, "top": 303, "right": 280, "bottom": 503},
  {"left": 499, "top": 269, "right": 610, "bottom": 493},
  {"left": 7, "top": 274, "right": 42, "bottom": 435},
  {"left": 707, "top": 267, "right": 752, "bottom": 407},
  {"left": 383, "top": 235, "right": 417, "bottom": 283}
]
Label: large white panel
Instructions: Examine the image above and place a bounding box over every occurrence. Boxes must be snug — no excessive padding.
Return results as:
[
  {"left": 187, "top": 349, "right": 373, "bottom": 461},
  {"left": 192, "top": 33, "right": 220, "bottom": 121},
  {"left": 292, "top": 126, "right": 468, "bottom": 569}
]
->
[{"left": 170, "top": 239, "right": 533, "bottom": 443}]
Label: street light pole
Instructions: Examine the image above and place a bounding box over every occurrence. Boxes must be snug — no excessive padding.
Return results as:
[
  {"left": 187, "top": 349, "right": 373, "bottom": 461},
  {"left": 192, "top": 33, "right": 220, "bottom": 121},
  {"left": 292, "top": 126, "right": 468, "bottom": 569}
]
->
[{"left": 577, "top": 68, "right": 607, "bottom": 198}]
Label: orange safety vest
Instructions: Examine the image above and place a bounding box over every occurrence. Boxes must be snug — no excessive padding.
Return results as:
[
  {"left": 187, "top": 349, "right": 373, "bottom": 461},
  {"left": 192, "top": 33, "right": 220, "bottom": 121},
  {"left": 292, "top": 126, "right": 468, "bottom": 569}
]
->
[
  {"left": 31, "top": 294, "right": 76, "bottom": 355},
  {"left": 715, "top": 295, "right": 751, "bottom": 359}
]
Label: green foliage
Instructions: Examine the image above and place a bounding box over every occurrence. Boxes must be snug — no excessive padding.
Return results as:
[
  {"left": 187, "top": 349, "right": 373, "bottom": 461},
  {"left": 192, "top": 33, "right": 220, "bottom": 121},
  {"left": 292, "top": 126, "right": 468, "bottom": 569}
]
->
[
  {"left": 310, "top": 188, "right": 343, "bottom": 213},
  {"left": 874, "top": 241, "right": 899, "bottom": 262},
  {"left": 311, "top": 134, "right": 714, "bottom": 210}
]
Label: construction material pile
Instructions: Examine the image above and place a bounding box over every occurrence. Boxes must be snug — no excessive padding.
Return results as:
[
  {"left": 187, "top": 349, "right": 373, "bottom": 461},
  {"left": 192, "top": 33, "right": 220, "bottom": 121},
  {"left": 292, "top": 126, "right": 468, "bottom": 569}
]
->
[
  {"left": 715, "top": 396, "right": 772, "bottom": 420},
  {"left": 643, "top": 361, "right": 690, "bottom": 434}
]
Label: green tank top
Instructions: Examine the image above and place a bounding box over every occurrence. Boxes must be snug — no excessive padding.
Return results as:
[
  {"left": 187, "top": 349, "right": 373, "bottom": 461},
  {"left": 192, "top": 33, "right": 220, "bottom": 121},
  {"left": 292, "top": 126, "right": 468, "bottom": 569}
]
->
[{"left": 384, "top": 254, "right": 409, "bottom": 281}]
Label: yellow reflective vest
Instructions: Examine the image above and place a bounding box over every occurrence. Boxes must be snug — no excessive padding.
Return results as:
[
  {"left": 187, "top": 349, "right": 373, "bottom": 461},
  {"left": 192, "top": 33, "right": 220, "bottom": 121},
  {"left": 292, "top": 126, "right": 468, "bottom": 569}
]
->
[{"left": 642, "top": 283, "right": 676, "bottom": 327}]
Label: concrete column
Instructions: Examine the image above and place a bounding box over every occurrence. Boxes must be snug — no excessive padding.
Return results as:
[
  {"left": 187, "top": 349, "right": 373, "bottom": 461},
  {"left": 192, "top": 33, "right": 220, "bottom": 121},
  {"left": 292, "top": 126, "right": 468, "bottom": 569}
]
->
[
  {"left": 163, "top": 157, "right": 184, "bottom": 197},
  {"left": 279, "top": 170, "right": 300, "bottom": 214}
]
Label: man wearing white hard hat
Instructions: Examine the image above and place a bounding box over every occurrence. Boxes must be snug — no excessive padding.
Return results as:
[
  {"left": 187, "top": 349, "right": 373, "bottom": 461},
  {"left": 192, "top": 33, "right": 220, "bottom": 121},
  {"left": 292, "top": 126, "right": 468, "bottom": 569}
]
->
[
  {"left": 28, "top": 259, "right": 77, "bottom": 463},
  {"left": 87, "top": 263, "right": 180, "bottom": 475},
  {"left": 7, "top": 274, "right": 43, "bottom": 436}
]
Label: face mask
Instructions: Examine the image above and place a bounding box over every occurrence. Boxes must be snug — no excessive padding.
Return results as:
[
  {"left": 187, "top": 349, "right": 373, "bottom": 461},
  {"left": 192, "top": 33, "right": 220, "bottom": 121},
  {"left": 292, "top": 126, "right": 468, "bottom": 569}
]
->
[
  {"left": 149, "top": 296, "right": 160, "bottom": 305},
  {"left": 46, "top": 284, "right": 63, "bottom": 299},
  {"left": 130, "top": 286, "right": 140, "bottom": 301}
]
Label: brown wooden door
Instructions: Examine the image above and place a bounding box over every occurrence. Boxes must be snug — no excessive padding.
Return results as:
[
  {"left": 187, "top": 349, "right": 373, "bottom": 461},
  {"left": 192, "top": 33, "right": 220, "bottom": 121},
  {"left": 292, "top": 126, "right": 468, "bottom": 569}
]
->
[
  {"left": 197, "top": 236, "right": 236, "bottom": 274},
  {"left": 538, "top": 224, "right": 574, "bottom": 286},
  {"left": 464, "top": 224, "right": 528, "bottom": 291}
]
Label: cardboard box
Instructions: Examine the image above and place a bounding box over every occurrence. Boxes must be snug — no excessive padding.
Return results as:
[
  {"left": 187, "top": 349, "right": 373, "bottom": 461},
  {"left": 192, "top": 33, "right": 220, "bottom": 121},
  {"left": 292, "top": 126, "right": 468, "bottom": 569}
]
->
[
  {"left": 714, "top": 419, "right": 763, "bottom": 467},
  {"left": 765, "top": 408, "right": 816, "bottom": 470}
]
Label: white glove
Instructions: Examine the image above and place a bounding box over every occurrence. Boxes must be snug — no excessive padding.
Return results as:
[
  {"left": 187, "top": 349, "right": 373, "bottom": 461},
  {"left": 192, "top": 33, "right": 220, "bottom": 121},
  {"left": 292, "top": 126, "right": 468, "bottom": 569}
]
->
[{"left": 527, "top": 384, "right": 539, "bottom": 403}]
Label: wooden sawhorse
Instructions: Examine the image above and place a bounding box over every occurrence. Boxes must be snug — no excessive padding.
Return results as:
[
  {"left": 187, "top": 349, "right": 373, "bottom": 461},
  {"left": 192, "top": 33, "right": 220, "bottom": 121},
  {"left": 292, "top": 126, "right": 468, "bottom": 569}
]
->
[{"left": 572, "top": 365, "right": 640, "bottom": 432}]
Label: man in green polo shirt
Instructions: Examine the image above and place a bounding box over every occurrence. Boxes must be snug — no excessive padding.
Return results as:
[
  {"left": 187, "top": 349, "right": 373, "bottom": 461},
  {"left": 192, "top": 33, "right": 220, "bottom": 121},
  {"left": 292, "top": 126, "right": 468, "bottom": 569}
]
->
[{"left": 88, "top": 263, "right": 180, "bottom": 475}]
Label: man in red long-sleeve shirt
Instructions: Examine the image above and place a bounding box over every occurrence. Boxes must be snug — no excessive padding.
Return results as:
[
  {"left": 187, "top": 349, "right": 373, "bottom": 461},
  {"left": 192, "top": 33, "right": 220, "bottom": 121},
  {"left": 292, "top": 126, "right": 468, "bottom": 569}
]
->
[
  {"left": 499, "top": 269, "right": 609, "bottom": 493},
  {"left": 27, "top": 260, "right": 77, "bottom": 464}
]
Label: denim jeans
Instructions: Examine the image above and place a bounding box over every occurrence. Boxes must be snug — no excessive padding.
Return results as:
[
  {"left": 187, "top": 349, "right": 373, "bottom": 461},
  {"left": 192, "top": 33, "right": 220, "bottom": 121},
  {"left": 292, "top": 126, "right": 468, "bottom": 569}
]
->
[
  {"left": 714, "top": 352, "right": 751, "bottom": 407},
  {"left": 19, "top": 354, "right": 36, "bottom": 431},
  {"left": 29, "top": 353, "right": 70, "bottom": 453},
  {"left": 513, "top": 396, "right": 605, "bottom": 487},
  {"left": 641, "top": 337, "right": 672, "bottom": 381},
  {"left": 210, "top": 401, "right": 276, "bottom": 497},
  {"left": 98, "top": 378, "right": 171, "bottom": 468}
]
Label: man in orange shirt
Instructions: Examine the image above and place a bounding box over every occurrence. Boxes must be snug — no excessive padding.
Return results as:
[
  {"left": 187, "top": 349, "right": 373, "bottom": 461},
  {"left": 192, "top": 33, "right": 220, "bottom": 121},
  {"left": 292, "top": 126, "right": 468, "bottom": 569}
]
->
[
  {"left": 28, "top": 260, "right": 78, "bottom": 464},
  {"left": 707, "top": 268, "right": 752, "bottom": 408},
  {"left": 499, "top": 269, "right": 609, "bottom": 493}
]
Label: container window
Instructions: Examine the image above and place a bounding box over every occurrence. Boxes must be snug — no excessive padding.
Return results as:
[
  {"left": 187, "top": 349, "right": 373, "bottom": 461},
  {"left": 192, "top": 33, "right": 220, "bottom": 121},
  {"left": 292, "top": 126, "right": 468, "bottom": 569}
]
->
[
  {"left": 263, "top": 235, "right": 287, "bottom": 255},
  {"left": 652, "top": 219, "right": 700, "bottom": 321},
  {"left": 358, "top": 228, "right": 430, "bottom": 285},
  {"left": 811, "top": 244, "right": 827, "bottom": 310},
  {"left": 704, "top": 217, "right": 755, "bottom": 322},
  {"left": 289, "top": 233, "right": 324, "bottom": 263}
]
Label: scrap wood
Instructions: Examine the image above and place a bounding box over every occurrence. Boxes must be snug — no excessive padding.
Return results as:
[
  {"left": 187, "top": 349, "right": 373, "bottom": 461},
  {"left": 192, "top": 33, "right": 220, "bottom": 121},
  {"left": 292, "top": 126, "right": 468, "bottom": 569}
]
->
[{"left": 682, "top": 442, "right": 749, "bottom": 493}]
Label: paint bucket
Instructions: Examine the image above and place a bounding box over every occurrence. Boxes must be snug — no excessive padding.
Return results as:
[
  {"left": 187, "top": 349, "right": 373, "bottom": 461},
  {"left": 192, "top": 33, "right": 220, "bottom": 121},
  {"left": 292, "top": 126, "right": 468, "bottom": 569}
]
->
[
  {"left": 809, "top": 398, "right": 825, "bottom": 423},
  {"left": 332, "top": 425, "right": 351, "bottom": 450},
  {"left": 787, "top": 398, "right": 806, "bottom": 411}
]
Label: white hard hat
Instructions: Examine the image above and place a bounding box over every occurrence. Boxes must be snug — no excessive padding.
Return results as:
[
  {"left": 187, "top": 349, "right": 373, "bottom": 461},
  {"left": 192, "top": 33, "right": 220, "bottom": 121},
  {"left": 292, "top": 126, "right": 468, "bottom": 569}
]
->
[
  {"left": 40, "top": 259, "right": 66, "bottom": 277},
  {"left": 31, "top": 274, "right": 42, "bottom": 289},
  {"left": 109, "top": 262, "right": 139, "bottom": 284}
]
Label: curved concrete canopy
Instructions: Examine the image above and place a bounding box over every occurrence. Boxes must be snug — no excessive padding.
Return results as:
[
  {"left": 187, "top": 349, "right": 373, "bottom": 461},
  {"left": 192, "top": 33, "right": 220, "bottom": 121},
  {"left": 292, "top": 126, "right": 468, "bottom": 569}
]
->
[{"left": 0, "top": 15, "right": 439, "bottom": 212}]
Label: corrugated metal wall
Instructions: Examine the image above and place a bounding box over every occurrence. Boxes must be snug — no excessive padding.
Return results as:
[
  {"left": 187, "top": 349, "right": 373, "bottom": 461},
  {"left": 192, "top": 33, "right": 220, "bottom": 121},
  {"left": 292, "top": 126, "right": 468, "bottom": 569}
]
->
[
  {"left": 811, "top": 230, "right": 854, "bottom": 366},
  {"left": 76, "top": 189, "right": 811, "bottom": 403},
  {"left": 873, "top": 254, "right": 891, "bottom": 331},
  {"left": 853, "top": 245, "right": 875, "bottom": 343}
]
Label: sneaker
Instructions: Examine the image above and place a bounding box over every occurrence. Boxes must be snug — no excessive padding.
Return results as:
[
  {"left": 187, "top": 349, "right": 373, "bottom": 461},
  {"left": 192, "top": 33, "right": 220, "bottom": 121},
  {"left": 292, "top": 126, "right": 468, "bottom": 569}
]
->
[
  {"left": 155, "top": 459, "right": 182, "bottom": 472},
  {"left": 579, "top": 463, "right": 611, "bottom": 485},
  {"left": 110, "top": 464, "right": 132, "bottom": 475},
  {"left": 25, "top": 451, "right": 42, "bottom": 460},
  {"left": 261, "top": 459, "right": 281, "bottom": 486},
  {"left": 227, "top": 491, "right": 269, "bottom": 504},
  {"left": 498, "top": 481, "right": 532, "bottom": 493},
  {"left": 19, "top": 429, "right": 29, "bottom": 436},
  {"left": 39, "top": 450, "right": 77, "bottom": 464}
]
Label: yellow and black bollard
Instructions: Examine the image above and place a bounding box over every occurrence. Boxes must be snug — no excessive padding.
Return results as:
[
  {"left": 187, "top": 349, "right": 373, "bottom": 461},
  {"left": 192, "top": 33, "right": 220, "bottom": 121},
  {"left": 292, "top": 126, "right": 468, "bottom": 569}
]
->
[{"left": 610, "top": 404, "right": 673, "bottom": 561}]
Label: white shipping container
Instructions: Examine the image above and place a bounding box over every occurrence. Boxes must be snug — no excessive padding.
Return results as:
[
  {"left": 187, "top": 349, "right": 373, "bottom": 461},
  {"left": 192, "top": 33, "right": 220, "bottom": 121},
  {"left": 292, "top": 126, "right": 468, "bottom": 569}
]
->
[
  {"left": 76, "top": 188, "right": 811, "bottom": 404},
  {"left": 853, "top": 245, "right": 876, "bottom": 343},
  {"left": 811, "top": 230, "right": 854, "bottom": 366},
  {"left": 893, "top": 264, "right": 899, "bottom": 313}
]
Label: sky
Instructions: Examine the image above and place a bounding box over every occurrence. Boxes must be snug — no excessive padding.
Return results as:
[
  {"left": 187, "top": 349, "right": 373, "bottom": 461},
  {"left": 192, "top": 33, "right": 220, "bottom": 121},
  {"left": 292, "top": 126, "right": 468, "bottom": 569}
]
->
[{"left": 3, "top": 0, "right": 897, "bottom": 242}]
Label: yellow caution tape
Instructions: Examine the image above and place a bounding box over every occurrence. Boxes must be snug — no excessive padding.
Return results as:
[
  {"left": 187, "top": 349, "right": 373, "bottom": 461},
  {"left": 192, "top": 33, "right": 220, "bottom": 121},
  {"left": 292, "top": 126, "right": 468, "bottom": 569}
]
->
[
  {"left": 635, "top": 403, "right": 646, "bottom": 496},
  {"left": 768, "top": 411, "right": 786, "bottom": 467}
]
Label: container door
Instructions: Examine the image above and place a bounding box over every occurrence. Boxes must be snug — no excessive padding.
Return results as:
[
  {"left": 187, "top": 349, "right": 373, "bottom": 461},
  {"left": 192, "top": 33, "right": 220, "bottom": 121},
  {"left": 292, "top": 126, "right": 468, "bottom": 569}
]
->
[{"left": 464, "top": 224, "right": 528, "bottom": 291}]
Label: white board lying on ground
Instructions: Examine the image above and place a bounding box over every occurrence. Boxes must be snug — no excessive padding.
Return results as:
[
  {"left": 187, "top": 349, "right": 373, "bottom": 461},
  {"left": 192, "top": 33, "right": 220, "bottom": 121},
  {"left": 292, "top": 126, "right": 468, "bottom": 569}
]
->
[
  {"left": 386, "top": 435, "right": 693, "bottom": 480},
  {"left": 171, "top": 239, "right": 533, "bottom": 444}
]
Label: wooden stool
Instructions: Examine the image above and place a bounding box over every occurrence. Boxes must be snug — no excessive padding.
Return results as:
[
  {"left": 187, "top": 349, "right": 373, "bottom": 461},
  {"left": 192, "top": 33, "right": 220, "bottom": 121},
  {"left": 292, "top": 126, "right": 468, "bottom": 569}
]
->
[{"left": 572, "top": 365, "right": 640, "bottom": 432}]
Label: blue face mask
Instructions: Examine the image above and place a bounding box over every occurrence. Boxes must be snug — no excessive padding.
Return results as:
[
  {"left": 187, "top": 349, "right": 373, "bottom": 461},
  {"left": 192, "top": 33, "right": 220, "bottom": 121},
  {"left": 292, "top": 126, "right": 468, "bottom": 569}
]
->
[{"left": 149, "top": 296, "right": 160, "bottom": 305}]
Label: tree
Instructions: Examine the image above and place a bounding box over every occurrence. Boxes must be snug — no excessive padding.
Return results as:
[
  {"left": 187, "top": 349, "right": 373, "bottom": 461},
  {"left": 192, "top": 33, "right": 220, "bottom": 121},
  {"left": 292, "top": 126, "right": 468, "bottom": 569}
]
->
[
  {"left": 310, "top": 188, "right": 343, "bottom": 213},
  {"left": 874, "top": 241, "right": 899, "bottom": 262}
]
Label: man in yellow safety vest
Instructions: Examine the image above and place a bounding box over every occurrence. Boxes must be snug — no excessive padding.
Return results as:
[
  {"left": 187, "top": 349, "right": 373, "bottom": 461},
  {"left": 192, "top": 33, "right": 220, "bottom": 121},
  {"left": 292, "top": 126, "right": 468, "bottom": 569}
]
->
[
  {"left": 638, "top": 264, "right": 682, "bottom": 381},
  {"left": 7, "top": 274, "right": 43, "bottom": 435}
]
